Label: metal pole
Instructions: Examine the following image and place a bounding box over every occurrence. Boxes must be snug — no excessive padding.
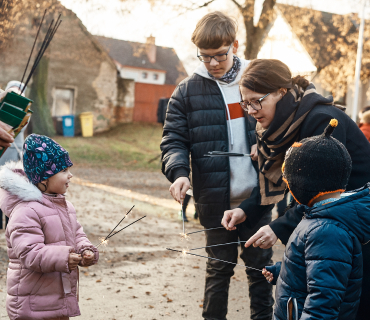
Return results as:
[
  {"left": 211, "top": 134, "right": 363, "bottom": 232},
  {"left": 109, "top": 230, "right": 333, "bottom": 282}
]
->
[{"left": 352, "top": 0, "right": 367, "bottom": 121}]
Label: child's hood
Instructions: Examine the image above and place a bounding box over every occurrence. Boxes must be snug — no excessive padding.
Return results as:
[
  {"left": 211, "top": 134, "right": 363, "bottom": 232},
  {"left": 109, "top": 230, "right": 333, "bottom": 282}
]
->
[
  {"left": 304, "top": 184, "right": 370, "bottom": 244},
  {"left": 0, "top": 161, "right": 43, "bottom": 217}
]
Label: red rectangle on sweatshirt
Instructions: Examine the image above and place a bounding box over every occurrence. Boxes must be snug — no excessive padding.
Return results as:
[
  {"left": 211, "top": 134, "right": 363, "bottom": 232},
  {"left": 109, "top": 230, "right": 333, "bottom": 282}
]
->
[{"left": 226, "top": 103, "right": 244, "bottom": 120}]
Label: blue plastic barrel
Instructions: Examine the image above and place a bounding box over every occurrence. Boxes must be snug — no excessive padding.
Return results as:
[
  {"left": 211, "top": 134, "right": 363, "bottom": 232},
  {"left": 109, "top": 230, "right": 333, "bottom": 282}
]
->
[{"left": 61, "top": 115, "right": 75, "bottom": 137}]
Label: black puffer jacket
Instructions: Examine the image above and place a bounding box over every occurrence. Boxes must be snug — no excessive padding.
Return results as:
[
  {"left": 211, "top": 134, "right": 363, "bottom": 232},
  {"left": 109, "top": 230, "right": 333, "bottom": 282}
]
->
[{"left": 160, "top": 74, "right": 273, "bottom": 227}]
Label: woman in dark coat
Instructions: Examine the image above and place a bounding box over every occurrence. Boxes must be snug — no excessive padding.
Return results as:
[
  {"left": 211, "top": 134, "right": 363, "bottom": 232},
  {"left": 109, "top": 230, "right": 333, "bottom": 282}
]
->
[{"left": 222, "top": 59, "right": 370, "bottom": 320}]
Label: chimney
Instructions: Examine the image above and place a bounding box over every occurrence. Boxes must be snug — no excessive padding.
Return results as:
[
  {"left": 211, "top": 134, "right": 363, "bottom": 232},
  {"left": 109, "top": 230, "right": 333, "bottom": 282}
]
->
[{"left": 145, "top": 35, "right": 156, "bottom": 64}]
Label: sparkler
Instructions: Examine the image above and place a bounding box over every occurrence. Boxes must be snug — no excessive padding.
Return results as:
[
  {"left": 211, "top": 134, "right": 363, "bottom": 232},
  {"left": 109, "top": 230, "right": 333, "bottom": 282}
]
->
[
  {"left": 186, "top": 226, "right": 225, "bottom": 235},
  {"left": 95, "top": 205, "right": 135, "bottom": 248},
  {"left": 166, "top": 248, "right": 262, "bottom": 272},
  {"left": 105, "top": 216, "right": 146, "bottom": 239},
  {"left": 188, "top": 241, "right": 247, "bottom": 251},
  {"left": 21, "top": 12, "right": 63, "bottom": 94},
  {"left": 204, "top": 151, "right": 251, "bottom": 157},
  {"left": 179, "top": 200, "right": 187, "bottom": 240}
]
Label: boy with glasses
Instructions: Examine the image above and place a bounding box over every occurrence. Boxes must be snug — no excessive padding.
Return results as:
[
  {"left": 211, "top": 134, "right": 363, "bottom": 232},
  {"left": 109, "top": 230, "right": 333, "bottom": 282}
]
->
[{"left": 161, "top": 11, "right": 274, "bottom": 320}]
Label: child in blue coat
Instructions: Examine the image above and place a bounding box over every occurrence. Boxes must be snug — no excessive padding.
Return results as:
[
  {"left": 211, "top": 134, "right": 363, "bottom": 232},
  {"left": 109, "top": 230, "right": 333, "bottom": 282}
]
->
[{"left": 264, "top": 119, "right": 370, "bottom": 319}]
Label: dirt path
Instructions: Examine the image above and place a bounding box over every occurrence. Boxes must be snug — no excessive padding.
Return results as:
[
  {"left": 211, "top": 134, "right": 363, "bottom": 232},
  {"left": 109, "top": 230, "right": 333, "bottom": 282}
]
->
[{"left": 0, "top": 169, "right": 285, "bottom": 319}]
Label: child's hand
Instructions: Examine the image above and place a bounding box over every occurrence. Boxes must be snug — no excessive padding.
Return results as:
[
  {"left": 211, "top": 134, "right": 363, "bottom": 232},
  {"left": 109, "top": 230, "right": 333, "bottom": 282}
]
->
[
  {"left": 262, "top": 268, "right": 274, "bottom": 283},
  {"left": 68, "top": 253, "right": 82, "bottom": 271},
  {"left": 80, "top": 250, "right": 95, "bottom": 267}
]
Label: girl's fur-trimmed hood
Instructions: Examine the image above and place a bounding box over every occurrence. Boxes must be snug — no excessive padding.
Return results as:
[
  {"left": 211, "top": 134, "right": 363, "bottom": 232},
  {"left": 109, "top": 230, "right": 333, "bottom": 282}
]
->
[{"left": 0, "top": 161, "right": 42, "bottom": 217}]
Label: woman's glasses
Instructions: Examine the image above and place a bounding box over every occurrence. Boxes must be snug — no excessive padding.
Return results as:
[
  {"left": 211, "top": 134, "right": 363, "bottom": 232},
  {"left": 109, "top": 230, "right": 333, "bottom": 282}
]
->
[{"left": 239, "top": 93, "right": 271, "bottom": 112}]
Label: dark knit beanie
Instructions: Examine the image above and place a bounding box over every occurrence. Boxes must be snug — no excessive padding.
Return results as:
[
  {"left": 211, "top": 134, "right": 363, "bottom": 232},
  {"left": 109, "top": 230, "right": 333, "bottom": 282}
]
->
[
  {"left": 282, "top": 119, "right": 352, "bottom": 206},
  {"left": 23, "top": 134, "right": 73, "bottom": 184}
]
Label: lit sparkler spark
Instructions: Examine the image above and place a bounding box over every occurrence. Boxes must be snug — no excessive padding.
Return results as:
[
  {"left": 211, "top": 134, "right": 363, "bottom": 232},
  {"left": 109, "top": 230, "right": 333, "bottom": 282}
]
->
[
  {"left": 95, "top": 237, "right": 109, "bottom": 249},
  {"left": 179, "top": 233, "right": 191, "bottom": 241}
]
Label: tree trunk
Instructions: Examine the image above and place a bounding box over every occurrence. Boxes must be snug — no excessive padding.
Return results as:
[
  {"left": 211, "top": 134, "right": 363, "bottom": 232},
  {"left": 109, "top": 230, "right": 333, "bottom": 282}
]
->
[
  {"left": 236, "top": 0, "right": 277, "bottom": 60},
  {"left": 29, "top": 55, "right": 55, "bottom": 136}
]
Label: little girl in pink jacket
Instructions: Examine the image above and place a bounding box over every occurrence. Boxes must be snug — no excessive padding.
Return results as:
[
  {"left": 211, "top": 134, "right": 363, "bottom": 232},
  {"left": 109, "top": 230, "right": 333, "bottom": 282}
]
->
[{"left": 0, "top": 134, "right": 99, "bottom": 320}]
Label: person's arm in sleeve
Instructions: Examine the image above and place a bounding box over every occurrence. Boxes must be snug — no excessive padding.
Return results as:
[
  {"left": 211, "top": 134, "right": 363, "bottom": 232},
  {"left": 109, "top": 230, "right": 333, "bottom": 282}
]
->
[
  {"left": 9, "top": 207, "right": 72, "bottom": 273},
  {"left": 75, "top": 219, "right": 99, "bottom": 265},
  {"left": 160, "top": 84, "right": 191, "bottom": 183},
  {"left": 300, "top": 224, "right": 353, "bottom": 320}
]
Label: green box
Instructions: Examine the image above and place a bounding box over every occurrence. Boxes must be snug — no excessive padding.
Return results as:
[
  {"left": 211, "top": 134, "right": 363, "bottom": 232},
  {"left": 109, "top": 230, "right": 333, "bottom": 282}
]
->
[
  {"left": 2, "top": 91, "right": 32, "bottom": 111},
  {"left": 0, "top": 91, "right": 33, "bottom": 158}
]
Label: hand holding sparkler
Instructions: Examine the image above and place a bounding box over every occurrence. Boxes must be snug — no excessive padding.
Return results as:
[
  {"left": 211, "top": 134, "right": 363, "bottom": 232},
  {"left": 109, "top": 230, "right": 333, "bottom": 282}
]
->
[
  {"left": 68, "top": 252, "right": 82, "bottom": 271},
  {"left": 80, "top": 250, "right": 95, "bottom": 267},
  {"left": 169, "top": 177, "right": 190, "bottom": 203},
  {"left": 221, "top": 208, "right": 246, "bottom": 231}
]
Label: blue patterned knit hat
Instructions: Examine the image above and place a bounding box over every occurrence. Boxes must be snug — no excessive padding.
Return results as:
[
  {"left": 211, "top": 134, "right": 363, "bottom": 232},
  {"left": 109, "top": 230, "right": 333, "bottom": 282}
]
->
[{"left": 23, "top": 134, "right": 73, "bottom": 184}]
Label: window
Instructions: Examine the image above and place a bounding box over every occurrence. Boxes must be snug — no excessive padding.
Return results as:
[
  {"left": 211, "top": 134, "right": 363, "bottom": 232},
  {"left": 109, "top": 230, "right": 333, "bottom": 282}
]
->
[
  {"left": 142, "top": 72, "right": 148, "bottom": 79},
  {"left": 52, "top": 88, "right": 74, "bottom": 116},
  {"left": 153, "top": 73, "right": 158, "bottom": 80}
]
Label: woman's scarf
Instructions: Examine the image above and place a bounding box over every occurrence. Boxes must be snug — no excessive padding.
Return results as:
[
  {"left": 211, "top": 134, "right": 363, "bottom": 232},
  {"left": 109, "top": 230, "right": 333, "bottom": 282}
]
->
[
  {"left": 256, "top": 83, "right": 334, "bottom": 205},
  {"left": 208, "top": 55, "right": 241, "bottom": 84}
]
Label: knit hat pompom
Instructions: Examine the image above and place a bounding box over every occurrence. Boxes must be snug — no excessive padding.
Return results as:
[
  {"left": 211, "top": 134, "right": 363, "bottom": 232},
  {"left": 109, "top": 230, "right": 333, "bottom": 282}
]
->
[
  {"left": 283, "top": 119, "right": 352, "bottom": 206},
  {"left": 23, "top": 134, "right": 73, "bottom": 184},
  {"left": 322, "top": 118, "right": 338, "bottom": 138}
]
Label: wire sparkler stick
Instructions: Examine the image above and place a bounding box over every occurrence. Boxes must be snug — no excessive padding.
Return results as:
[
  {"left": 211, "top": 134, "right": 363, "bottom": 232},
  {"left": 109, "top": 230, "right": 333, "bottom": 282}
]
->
[
  {"left": 19, "top": 9, "right": 47, "bottom": 91},
  {"left": 21, "top": 14, "right": 63, "bottom": 94},
  {"left": 94, "top": 205, "right": 135, "bottom": 248},
  {"left": 204, "top": 151, "right": 251, "bottom": 157},
  {"left": 181, "top": 201, "right": 185, "bottom": 235},
  {"left": 189, "top": 241, "right": 247, "bottom": 251},
  {"left": 186, "top": 226, "right": 225, "bottom": 235},
  {"left": 105, "top": 205, "right": 135, "bottom": 239},
  {"left": 106, "top": 216, "right": 146, "bottom": 239},
  {"left": 166, "top": 248, "right": 262, "bottom": 272}
]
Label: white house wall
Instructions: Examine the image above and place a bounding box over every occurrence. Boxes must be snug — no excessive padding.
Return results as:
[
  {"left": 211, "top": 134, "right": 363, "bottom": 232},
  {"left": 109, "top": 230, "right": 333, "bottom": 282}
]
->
[
  {"left": 258, "top": 14, "right": 317, "bottom": 78},
  {"left": 119, "top": 67, "right": 166, "bottom": 85}
]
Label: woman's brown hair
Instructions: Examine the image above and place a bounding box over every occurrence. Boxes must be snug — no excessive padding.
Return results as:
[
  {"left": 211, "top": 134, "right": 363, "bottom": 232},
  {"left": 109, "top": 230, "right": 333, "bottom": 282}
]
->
[{"left": 240, "top": 59, "right": 310, "bottom": 93}]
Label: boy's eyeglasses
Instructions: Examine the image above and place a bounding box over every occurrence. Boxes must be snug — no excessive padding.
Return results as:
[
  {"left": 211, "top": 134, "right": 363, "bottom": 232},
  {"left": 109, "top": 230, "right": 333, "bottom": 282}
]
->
[
  {"left": 197, "top": 43, "right": 233, "bottom": 63},
  {"left": 239, "top": 93, "right": 271, "bottom": 112}
]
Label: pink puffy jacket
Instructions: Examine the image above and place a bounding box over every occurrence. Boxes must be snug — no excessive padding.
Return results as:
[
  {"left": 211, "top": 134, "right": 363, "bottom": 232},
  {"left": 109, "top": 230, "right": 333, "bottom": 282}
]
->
[{"left": 0, "top": 163, "right": 99, "bottom": 320}]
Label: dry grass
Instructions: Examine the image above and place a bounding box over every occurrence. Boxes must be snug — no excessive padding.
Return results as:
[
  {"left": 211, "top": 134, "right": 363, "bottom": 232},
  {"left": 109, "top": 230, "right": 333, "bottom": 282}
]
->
[{"left": 54, "top": 122, "right": 163, "bottom": 171}]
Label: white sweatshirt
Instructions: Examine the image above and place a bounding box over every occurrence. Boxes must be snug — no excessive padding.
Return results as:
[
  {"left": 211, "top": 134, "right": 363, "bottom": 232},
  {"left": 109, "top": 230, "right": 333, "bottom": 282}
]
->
[{"left": 194, "top": 58, "right": 258, "bottom": 208}]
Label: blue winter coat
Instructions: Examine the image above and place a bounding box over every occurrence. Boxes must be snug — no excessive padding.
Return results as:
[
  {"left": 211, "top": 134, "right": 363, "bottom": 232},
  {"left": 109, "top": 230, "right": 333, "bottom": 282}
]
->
[{"left": 274, "top": 185, "right": 370, "bottom": 320}]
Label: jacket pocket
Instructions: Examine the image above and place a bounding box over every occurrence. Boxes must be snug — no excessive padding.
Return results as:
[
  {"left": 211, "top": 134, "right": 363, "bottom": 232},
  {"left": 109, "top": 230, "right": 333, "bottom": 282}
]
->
[{"left": 29, "top": 272, "right": 65, "bottom": 312}]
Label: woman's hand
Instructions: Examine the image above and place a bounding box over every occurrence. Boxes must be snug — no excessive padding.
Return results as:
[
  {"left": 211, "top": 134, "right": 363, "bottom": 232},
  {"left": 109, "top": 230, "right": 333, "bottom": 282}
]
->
[
  {"left": 80, "top": 250, "right": 95, "bottom": 267},
  {"left": 250, "top": 144, "right": 258, "bottom": 161},
  {"left": 68, "top": 253, "right": 82, "bottom": 271},
  {"left": 262, "top": 268, "right": 274, "bottom": 283},
  {"left": 169, "top": 177, "right": 190, "bottom": 203},
  {"left": 221, "top": 208, "right": 246, "bottom": 230},
  {"left": 244, "top": 225, "right": 278, "bottom": 249}
]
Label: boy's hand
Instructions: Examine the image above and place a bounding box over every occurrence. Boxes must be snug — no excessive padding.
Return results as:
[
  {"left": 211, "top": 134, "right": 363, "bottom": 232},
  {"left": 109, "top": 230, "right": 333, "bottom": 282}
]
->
[
  {"left": 262, "top": 268, "right": 274, "bottom": 283},
  {"left": 68, "top": 253, "right": 82, "bottom": 271},
  {"left": 221, "top": 208, "right": 246, "bottom": 230},
  {"left": 250, "top": 144, "right": 258, "bottom": 161},
  {"left": 80, "top": 250, "right": 95, "bottom": 267},
  {"left": 169, "top": 177, "right": 190, "bottom": 203}
]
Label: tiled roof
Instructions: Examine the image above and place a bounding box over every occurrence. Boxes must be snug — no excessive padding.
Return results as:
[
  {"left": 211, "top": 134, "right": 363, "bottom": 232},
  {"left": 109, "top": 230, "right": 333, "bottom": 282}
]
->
[{"left": 95, "top": 36, "right": 188, "bottom": 85}]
